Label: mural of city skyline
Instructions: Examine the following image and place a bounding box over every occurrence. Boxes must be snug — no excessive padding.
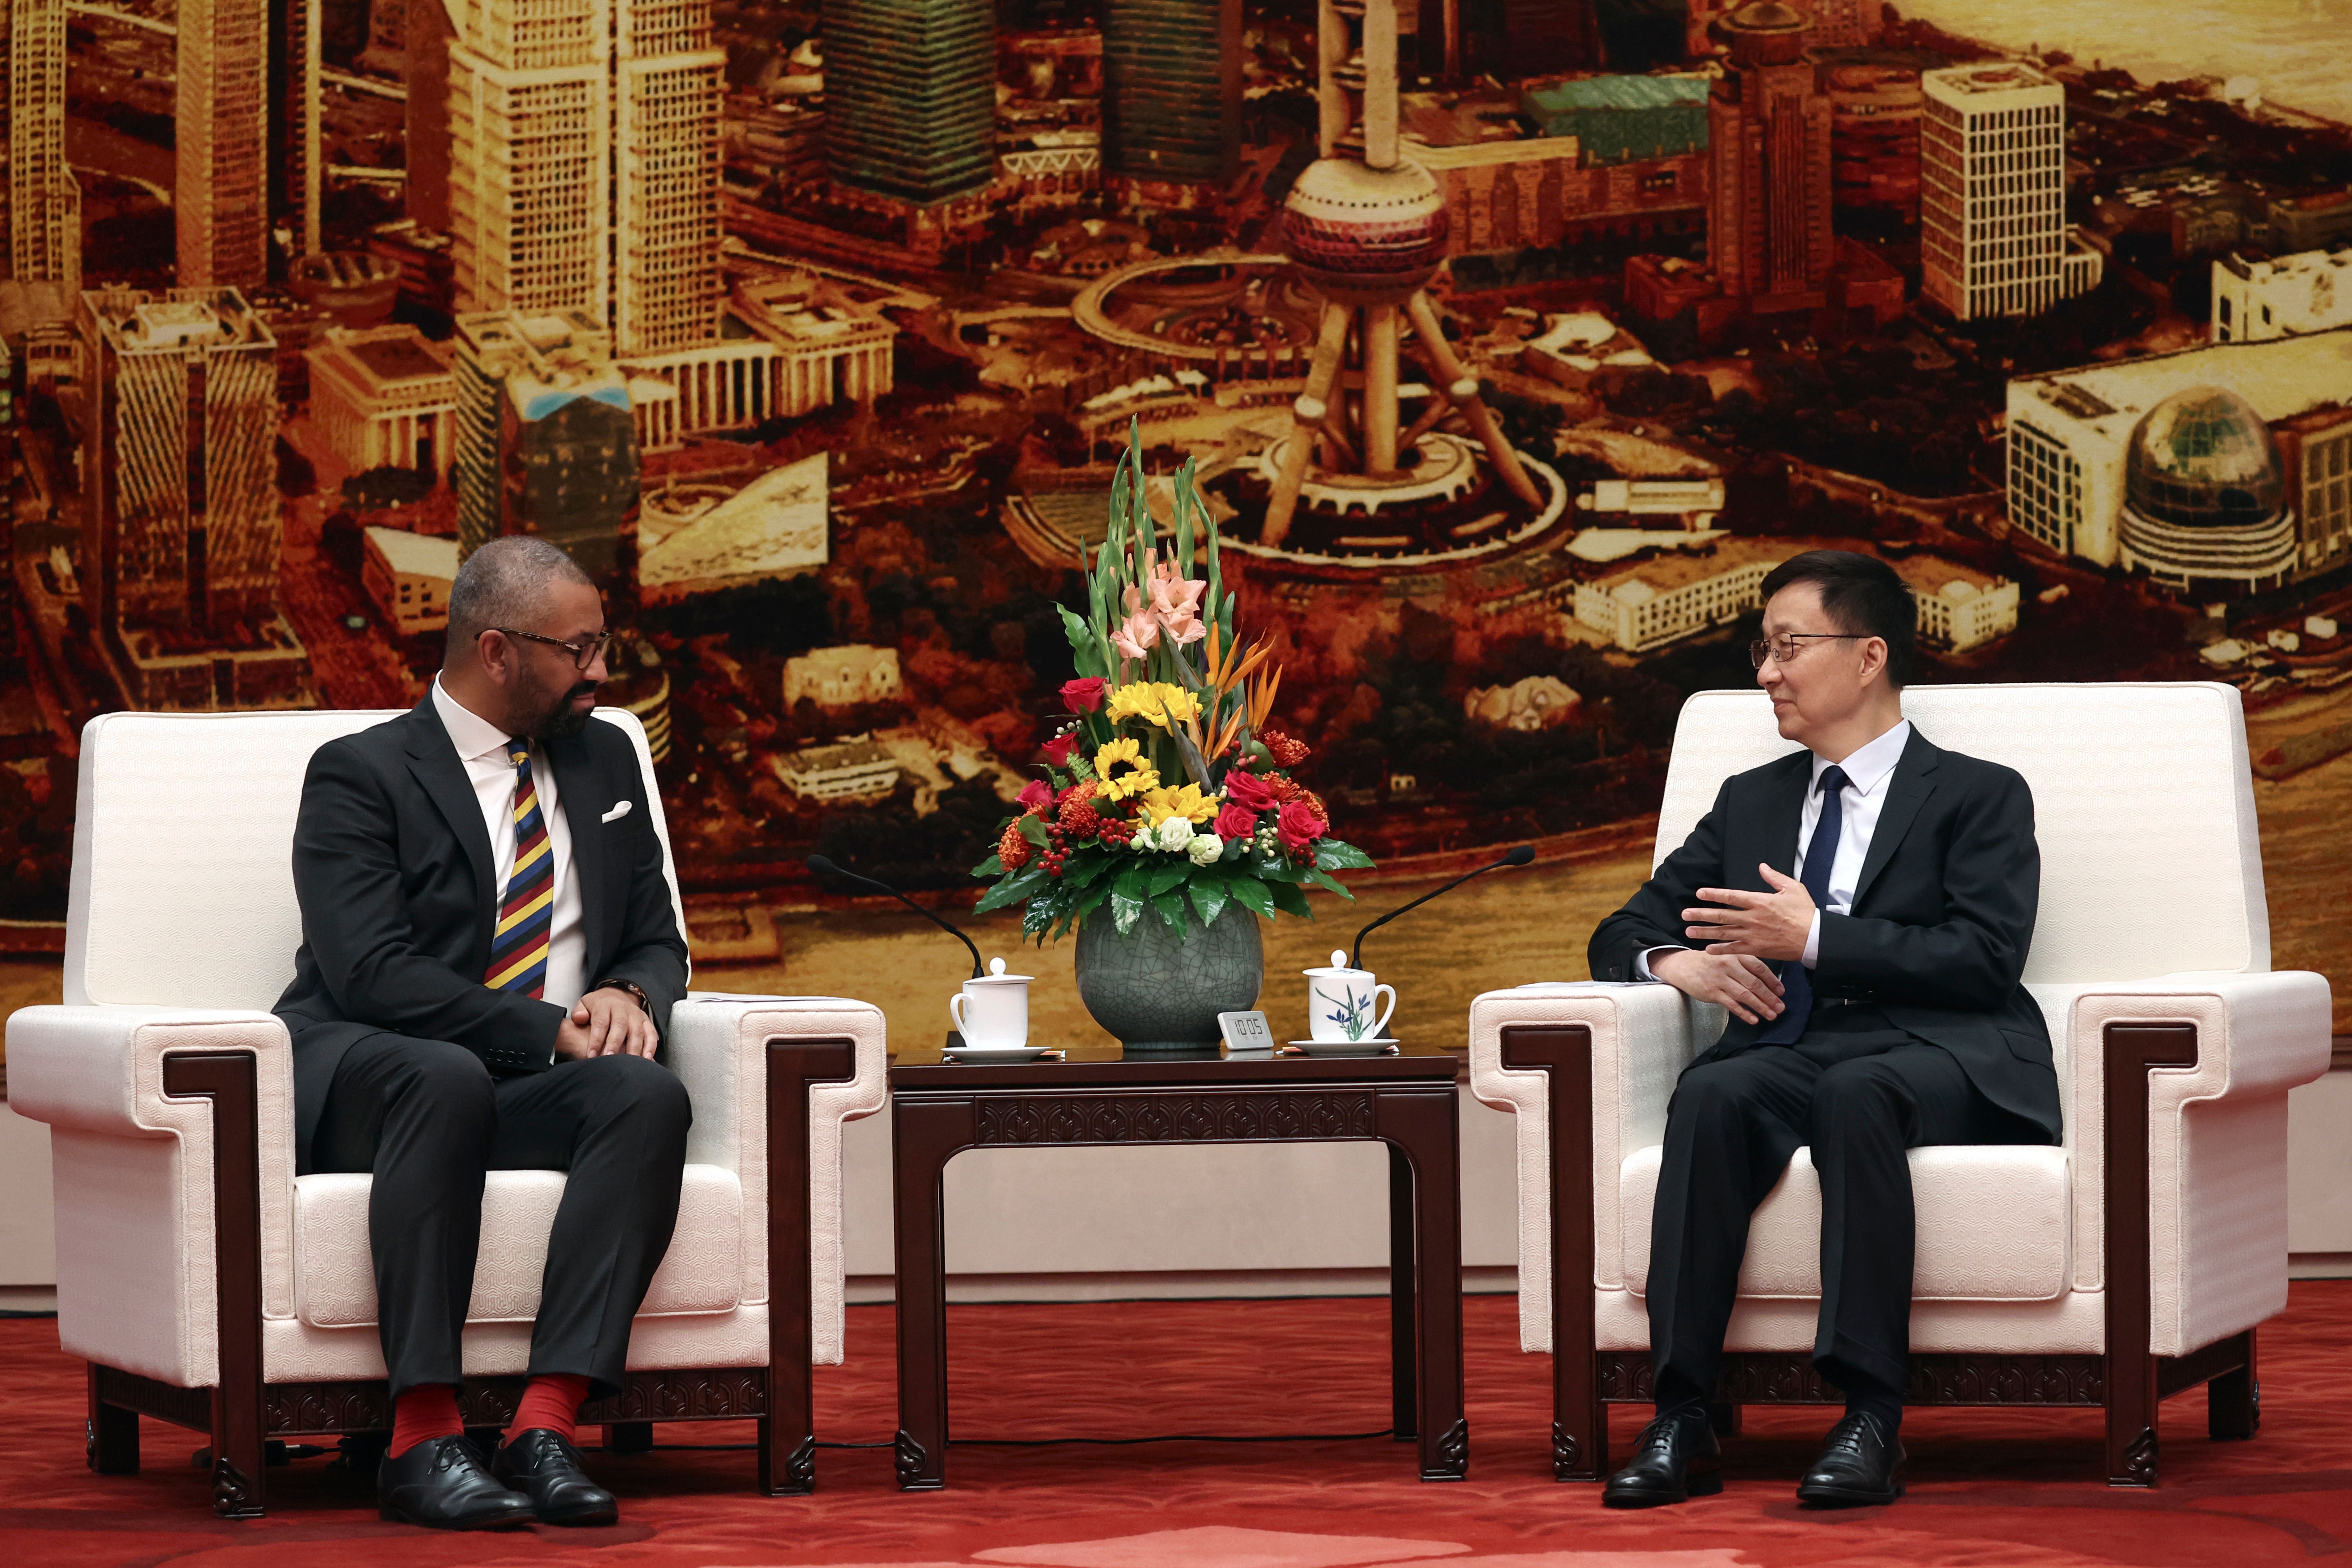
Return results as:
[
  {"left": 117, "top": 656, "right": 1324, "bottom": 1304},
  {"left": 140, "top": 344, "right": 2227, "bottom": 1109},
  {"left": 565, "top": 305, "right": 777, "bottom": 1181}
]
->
[{"left": 0, "top": 0, "right": 2347, "bottom": 1029}]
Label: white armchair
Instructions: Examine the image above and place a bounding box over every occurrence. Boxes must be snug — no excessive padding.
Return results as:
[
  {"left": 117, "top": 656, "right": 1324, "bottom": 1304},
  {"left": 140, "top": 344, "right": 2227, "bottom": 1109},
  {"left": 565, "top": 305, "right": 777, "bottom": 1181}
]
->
[
  {"left": 1469, "top": 682, "right": 2331, "bottom": 1487},
  {"left": 5, "top": 709, "right": 886, "bottom": 1517}
]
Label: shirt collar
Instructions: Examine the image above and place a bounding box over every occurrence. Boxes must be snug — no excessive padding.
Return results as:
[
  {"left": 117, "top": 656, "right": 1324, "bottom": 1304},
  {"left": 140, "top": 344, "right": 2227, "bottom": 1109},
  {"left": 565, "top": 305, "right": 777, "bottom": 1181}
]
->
[
  {"left": 432, "top": 676, "right": 519, "bottom": 765},
  {"left": 1811, "top": 718, "right": 1910, "bottom": 799}
]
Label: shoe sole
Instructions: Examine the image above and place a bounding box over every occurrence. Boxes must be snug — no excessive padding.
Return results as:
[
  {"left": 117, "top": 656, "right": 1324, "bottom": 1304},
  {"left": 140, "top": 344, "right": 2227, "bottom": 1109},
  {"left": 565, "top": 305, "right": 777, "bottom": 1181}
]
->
[
  {"left": 1795, "top": 1478, "right": 1904, "bottom": 1507},
  {"left": 378, "top": 1504, "right": 537, "bottom": 1530},
  {"left": 533, "top": 1501, "right": 620, "bottom": 1528},
  {"left": 1603, "top": 1467, "right": 1724, "bottom": 1508}
]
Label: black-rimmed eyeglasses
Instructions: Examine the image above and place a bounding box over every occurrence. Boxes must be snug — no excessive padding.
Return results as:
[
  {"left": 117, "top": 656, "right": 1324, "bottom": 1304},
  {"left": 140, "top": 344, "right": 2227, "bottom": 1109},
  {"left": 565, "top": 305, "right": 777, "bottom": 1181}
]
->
[
  {"left": 496, "top": 627, "right": 616, "bottom": 671},
  {"left": 1749, "top": 633, "right": 1868, "bottom": 668}
]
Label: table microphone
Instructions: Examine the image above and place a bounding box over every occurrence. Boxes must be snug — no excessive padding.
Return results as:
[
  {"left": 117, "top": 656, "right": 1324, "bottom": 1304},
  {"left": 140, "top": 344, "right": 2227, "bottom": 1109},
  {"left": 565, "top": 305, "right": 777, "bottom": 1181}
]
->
[
  {"left": 806, "top": 854, "right": 986, "bottom": 980},
  {"left": 1348, "top": 844, "right": 1536, "bottom": 970}
]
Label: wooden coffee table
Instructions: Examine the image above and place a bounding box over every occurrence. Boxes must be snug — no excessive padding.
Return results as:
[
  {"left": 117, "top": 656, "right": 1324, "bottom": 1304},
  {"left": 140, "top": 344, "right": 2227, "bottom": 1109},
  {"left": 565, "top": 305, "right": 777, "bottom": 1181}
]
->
[{"left": 887, "top": 1040, "right": 1468, "bottom": 1489}]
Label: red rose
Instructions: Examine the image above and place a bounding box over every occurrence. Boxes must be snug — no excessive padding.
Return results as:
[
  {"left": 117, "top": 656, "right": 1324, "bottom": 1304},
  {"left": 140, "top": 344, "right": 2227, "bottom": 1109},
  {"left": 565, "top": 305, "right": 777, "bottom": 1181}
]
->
[
  {"left": 1222, "top": 769, "right": 1277, "bottom": 812},
  {"left": 1061, "top": 677, "right": 1107, "bottom": 713},
  {"left": 1040, "top": 732, "right": 1078, "bottom": 768},
  {"left": 1017, "top": 779, "right": 1054, "bottom": 814},
  {"left": 1275, "top": 799, "right": 1325, "bottom": 855},
  {"left": 1214, "top": 801, "right": 1258, "bottom": 843}
]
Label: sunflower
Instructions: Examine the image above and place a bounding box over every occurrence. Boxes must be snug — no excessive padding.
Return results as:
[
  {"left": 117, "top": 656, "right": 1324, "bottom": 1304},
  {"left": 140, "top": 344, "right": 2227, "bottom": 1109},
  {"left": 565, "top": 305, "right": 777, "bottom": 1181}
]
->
[
  {"left": 1093, "top": 737, "right": 1161, "bottom": 801},
  {"left": 1104, "top": 681, "right": 1203, "bottom": 731},
  {"left": 1137, "top": 782, "right": 1219, "bottom": 829}
]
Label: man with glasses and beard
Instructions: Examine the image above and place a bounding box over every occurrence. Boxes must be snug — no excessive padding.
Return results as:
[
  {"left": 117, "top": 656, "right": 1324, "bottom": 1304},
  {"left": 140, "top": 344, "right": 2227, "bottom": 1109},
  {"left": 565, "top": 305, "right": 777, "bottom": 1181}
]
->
[
  {"left": 1588, "top": 550, "right": 2059, "bottom": 1511},
  {"left": 275, "top": 536, "right": 690, "bottom": 1530}
]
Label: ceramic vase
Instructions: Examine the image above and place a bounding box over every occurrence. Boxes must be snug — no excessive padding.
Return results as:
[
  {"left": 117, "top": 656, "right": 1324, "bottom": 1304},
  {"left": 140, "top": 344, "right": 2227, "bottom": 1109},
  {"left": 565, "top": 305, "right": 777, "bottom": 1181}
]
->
[{"left": 1073, "top": 901, "right": 1264, "bottom": 1052}]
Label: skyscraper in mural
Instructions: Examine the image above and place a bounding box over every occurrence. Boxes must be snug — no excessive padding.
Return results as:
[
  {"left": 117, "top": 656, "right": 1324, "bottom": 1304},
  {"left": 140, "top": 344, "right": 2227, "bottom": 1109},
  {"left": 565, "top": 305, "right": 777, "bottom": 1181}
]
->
[
  {"left": 447, "top": 0, "right": 725, "bottom": 355},
  {"left": 177, "top": 0, "right": 271, "bottom": 288},
  {"left": 1706, "top": 1, "right": 1834, "bottom": 310},
  {"left": 1921, "top": 62, "right": 2067, "bottom": 320},
  {"left": 1102, "top": 0, "right": 1242, "bottom": 201},
  {"left": 452, "top": 310, "right": 642, "bottom": 581},
  {"left": 75, "top": 288, "right": 311, "bottom": 707},
  {"left": 823, "top": 0, "right": 996, "bottom": 212},
  {"left": 5, "top": 0, "right": 82, "bottom": 294},
  {"left": 269, "top": 0, "right": 324, "bottom": 258}
]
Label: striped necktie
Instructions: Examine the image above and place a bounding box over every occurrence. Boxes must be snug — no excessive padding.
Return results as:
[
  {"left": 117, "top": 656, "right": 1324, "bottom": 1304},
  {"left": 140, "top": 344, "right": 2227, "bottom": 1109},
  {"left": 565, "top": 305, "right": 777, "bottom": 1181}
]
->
[{"left": 486, "top": 743, "right": 554, "bottom": 999}]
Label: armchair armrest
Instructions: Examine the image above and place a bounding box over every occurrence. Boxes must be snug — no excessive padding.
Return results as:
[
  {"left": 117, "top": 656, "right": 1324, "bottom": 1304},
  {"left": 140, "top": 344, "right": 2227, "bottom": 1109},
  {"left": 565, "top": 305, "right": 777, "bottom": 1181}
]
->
[
  {"left": 2029, "top": 970, "right": 2331, "bottom": 1357},
  {"left": 1467, "top": 982, "right": 1703, "bottom": 1352},
  {"left": 3, "top": 1005, "right": 295, "bottom": 1386},
  {"left": 665, "top": 994, "right": 886, "bottom": 1367}
]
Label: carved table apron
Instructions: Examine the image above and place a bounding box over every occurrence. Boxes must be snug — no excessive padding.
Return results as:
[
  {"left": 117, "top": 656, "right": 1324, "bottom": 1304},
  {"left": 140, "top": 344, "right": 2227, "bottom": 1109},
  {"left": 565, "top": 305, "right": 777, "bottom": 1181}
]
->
[{"left": 887, "top": 1042, "right": 1469, "bottom": 1489}]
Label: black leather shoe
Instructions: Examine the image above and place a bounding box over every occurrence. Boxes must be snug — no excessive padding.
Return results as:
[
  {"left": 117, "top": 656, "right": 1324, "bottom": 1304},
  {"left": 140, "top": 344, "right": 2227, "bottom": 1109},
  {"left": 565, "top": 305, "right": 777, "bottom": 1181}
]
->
[
  {"left": 1602, "top": 1412, "right": 1722, "bottom": 1507},
  {"left": 377, "top": 1435, "right": 536, "bottom": 1530},
  {"left": 493, "top": 1428, "right": 618, "bottom": 1526},
  {"left": 1796, "top": 1411, "right": 1905, "bottom": 1506}
]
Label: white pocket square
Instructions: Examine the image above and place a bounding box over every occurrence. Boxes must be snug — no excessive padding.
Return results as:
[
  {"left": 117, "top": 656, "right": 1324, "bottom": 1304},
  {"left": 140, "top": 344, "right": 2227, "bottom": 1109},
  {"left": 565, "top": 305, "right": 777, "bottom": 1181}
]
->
[{"left": 600, "top": 800, "right": 634, "bottom": 824}]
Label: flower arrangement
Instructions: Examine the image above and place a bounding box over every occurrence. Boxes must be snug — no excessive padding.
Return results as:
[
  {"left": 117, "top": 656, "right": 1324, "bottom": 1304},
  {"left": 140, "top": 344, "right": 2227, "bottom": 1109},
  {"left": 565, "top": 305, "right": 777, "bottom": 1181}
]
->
[{"left": 972, "top": 436, "right": 1373, "bottom": 941}]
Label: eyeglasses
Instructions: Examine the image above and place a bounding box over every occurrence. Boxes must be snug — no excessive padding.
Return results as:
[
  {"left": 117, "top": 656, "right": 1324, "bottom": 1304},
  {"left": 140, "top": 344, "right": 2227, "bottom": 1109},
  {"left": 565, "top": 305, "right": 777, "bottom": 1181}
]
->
[
  {"left": 495, "top": 627, "right": 615, "bottom": 671},
  {"left": 1749, "top": 633, "right": 1868, "bottom": 669}
]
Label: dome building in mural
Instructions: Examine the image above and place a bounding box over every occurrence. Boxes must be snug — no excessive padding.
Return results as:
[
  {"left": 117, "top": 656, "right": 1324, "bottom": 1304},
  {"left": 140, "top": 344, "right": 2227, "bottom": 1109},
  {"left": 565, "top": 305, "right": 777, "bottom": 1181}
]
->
[{"left": 2118, "top": 387, "right": 2300, "bottom": 591}]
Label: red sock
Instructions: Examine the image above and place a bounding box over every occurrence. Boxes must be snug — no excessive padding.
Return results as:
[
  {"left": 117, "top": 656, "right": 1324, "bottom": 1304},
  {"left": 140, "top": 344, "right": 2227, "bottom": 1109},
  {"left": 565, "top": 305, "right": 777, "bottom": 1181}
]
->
[
  {"left": 391, "top": 1384, "right": 463, "bottom": 1458},
  {"left": 511, "top": 1373, "right": 592, "bottom": 1444}
]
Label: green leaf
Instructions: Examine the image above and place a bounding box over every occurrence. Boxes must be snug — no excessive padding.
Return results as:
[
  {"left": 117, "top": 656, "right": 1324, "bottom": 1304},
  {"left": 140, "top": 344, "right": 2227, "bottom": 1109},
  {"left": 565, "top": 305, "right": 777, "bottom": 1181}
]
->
[
  {"left": 1269, "top": 880, "right": 1313, "bottom": 919},
  {"left": 1313, "top": 839, "right": 1375, "bottom": 871},
  {"left": 1145, "top": 860, "right": 1191, "bottom": 898},
  {"left": 1016, "top": 814, "right": 1049, "bottom": 847},
  {"left": 1065, "top": 854, "right": 1116, "bottom": 889},
  {"left": 973, "top": 865, "right": 1047, "bottom": 914},
  {"left": 1150, "top": 887, "right": 1189, "bottom": 929},
  {"left": 1227, "top": 876, "right": 1275, "bottom": 920},
  {"left": 1059, "top": 605, "right": 1104, "bottom": 676},
  {"left": 971, "top": 853, "right": 1005, "bottom": 878},
  {"left": 1111, "top": 865, "right": 1151, "bottom": 935},
  {"left": 1188, "top": 873, "right": 1230, "bottom": 929},
  {"left": 1305, "top": 867, "right": 1355, "bottom": 899},
  {"left": 1021, "top": 891, "right": 1064, "bottom": 938}
]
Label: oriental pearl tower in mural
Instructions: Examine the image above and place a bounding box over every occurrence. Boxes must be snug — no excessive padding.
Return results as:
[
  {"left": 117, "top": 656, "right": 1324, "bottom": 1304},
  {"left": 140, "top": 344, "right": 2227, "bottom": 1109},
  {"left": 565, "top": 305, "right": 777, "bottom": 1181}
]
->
[{"left": 1260, "top": 0, "right": 1559, "bottom": 549}]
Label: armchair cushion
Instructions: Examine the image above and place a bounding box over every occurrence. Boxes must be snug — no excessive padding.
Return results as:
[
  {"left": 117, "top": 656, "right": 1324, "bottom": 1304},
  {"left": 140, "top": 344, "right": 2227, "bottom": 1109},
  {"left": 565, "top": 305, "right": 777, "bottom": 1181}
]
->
[
  {"left": 1619, "top": 1144, "right": 2072, "bottom": 1300},
  {"left": 292, "top": 1166, "right": 747, "bottom": 1328}
]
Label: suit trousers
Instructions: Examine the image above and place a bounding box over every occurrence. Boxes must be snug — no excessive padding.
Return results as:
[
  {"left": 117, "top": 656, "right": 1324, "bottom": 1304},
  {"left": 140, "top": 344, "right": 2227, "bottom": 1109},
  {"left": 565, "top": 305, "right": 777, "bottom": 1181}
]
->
[
  {"left": 1645, "top": 1011, "right": 2038, "bottom": 1415},
  {"left": 313, "top": 1033, "right": 694, "bottom": 1401}
]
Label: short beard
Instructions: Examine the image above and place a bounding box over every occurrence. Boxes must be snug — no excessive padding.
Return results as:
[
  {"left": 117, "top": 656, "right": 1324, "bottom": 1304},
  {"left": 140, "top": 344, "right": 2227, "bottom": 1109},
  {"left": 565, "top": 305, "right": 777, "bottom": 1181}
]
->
[{"left": 524, "top": 679, "right": 600, "bottom": 742}]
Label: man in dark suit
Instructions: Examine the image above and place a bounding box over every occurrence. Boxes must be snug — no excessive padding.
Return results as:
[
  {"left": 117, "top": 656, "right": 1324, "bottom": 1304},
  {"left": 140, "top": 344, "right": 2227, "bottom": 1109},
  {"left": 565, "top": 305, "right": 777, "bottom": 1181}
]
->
[
  {"left": 276, "top": 536, "right": 690, "bottom": 1530},
  {"left": 1590, "top": 550, "right": 2060, "bottom": 1509}
]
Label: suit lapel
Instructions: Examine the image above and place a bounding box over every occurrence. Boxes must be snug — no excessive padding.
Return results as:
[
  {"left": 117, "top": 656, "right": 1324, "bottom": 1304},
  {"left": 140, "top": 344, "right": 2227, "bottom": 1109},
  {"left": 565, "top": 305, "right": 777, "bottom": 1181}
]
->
[
  {"left": 402, "top": 702, "right": 499, "bottom": 972},
  {"left": 1851, "top": 725, "right": 1942, "bottom": 911},
  {"left": 546, "top": 732, "right": 606, "bottom": 970},
  {"left": 1755, "top": 751, "right": 1811, "bottom": 881}
]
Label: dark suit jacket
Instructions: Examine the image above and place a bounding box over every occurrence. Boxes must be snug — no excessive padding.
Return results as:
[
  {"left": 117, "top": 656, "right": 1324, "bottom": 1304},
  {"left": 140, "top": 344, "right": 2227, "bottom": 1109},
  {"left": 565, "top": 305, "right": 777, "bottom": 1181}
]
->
[
  {"left": 1589, "top": 725, "right": 2062, "bottom": 1142},
  {"left": 274, "top": 699, "right": 690, "bottom": 1168}
]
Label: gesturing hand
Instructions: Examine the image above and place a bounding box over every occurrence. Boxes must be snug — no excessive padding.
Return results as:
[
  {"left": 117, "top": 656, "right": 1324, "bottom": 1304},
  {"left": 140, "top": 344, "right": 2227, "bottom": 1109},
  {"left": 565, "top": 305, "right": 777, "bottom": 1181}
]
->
[
  {"left": 1683, "top": 863, "right": 1816, "bottom": 963},
  {"left": 553, "top": 986, "right": 660, "bottom": 1060},
  {"left": 1651, "top": 948, "right": 1786, "bottom": 1026}
]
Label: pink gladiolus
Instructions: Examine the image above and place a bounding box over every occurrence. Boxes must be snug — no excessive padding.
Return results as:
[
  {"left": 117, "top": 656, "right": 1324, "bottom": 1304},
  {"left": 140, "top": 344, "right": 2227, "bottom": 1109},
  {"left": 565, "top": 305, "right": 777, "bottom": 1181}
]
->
[{"left": 1111, "top": 608, "right": 1161, "bottom": 660}]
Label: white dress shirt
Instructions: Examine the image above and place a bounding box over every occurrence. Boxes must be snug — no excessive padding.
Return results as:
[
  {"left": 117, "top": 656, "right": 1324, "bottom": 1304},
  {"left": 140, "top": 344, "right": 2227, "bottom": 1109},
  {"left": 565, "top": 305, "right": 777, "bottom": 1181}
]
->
[
  {"left": 1637, "top": 718, "right": 1913, "bottom": 978},
  {"left": 433, "top": 677, "right": 588, "bottom": 1011}
]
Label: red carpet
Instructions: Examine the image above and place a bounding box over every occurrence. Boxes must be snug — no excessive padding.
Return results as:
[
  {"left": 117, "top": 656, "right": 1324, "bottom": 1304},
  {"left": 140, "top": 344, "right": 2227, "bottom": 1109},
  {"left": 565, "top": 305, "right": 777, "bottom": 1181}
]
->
[{"left": 5, "top": 1285, "right": 2350, "bottom": 1567}]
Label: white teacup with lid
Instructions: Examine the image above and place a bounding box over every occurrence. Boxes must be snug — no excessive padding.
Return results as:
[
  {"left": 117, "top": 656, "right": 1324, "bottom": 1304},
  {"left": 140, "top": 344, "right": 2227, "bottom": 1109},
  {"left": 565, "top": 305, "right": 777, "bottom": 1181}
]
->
[
  {"left": 949, "top": 957, "right": 1032, "bottom": 1050},
  {"left": 1302, "top": 950, "right": 1397, "bottom": 1044}
]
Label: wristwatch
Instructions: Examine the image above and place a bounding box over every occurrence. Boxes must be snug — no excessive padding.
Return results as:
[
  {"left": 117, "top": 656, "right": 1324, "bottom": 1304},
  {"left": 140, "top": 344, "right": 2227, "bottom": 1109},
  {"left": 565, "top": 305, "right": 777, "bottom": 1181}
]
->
[{"left": 594, "top": 978, "right": 652, "bottom": 1013}]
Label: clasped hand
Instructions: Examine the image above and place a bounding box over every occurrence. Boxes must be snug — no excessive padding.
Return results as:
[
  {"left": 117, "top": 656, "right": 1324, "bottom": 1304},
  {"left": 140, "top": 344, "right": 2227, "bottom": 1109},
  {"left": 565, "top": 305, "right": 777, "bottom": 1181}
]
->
[
  {"left": 1648, "top": 864, "right": 1817, "bottom": 1027},
  {"left": 553, "top": 986, "right": 659, "bottom": 1060}
]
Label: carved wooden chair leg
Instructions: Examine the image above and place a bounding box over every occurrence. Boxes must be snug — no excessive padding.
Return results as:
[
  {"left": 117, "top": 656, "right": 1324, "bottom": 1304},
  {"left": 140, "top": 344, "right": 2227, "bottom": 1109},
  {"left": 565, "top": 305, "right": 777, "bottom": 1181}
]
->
[
  {"left": 2208, "top": 1330, "right": 2258, "bottom": 1441},
  {"left": 87, "top": 1365, "right": 139, "bottom": 1474}
]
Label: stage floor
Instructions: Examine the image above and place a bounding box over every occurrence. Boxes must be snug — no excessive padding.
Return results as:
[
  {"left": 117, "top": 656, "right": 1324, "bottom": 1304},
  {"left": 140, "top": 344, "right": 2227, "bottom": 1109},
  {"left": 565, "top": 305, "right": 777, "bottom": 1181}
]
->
[{"left": 5, "top": 1285, "right": 2348, "bottom": 1567}]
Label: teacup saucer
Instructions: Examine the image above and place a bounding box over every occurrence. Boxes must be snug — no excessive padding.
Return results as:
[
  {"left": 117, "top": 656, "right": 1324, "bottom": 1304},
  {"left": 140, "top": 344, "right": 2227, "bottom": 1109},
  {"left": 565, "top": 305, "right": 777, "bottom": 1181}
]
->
[
  {"left": 943, "top": 1043, "right": 1055, "bottom": 1062},
  {"left": 1287, "top": 1038, "right": 1402, "bottom": 1057}
]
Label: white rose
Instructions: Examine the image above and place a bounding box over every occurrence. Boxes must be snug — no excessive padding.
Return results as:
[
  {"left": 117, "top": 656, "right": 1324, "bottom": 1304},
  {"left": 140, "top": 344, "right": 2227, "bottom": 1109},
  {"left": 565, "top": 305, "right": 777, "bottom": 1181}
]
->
[
  {"left": 1153, "top": 815, "right": 1195, "bottom": 852},
  {"left": 1186, "top": 832, "right": 1223, "bottom": 866}
]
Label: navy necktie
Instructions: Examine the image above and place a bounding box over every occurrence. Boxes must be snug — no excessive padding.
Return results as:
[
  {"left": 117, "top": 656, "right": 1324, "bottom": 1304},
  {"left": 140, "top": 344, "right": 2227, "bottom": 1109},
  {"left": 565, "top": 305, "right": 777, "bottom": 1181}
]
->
[{"left": 1756, "top": 763, "right": 1850, "bottom": 1045}]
